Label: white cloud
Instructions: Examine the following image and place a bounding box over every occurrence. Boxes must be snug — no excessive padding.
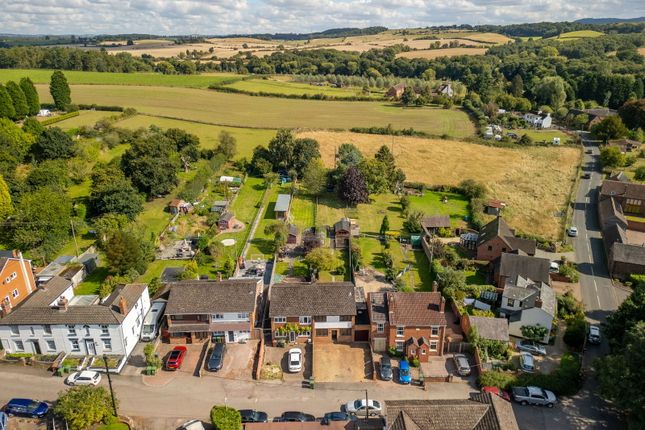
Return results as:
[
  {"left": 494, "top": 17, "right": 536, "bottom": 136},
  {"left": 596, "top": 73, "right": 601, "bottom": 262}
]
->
[{"left": 1, "top": 0, "right": 644, "bottom": 35}]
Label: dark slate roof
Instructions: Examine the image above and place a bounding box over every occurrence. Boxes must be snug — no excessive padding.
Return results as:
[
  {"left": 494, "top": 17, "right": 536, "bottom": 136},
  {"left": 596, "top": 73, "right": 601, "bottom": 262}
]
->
[
  {"left": 220, "top": 212, "right": 234, "bottom": 222},
  {"left": 385, "top": 394, "right": 519, "bottom": 430},
  {"left": 275, "top": 194, "right": 292, "bottom": 212},
  {"left": 0, "top": 279, "right": 147, "bottom": 325},
  {"left": 477, "top": 217, "right": 514, "bottom": 247},
  {"left": 498, "top": 253, "right": 550, "bottom": 285},
  {"left": 603, "top": 223, "right": 627, "bottom": 250},
  {"left": 334, "top": 218, "right": 351, "bottom": 233},
  {"left": 598, "top": 197, "right": 628, "bottom": 230},
  {"left": 165, "top": 279, "right": 259, "bottom": 315},
  {"left": 504, "top": 237, "right": 536, "bottom": 255},
  {"left": 369, "top": 292, "right": 388, "bottom": 322},
  {"left": 583, "top": 108, "right": 616, "bottom": 117},
  {"left": 288, "top": 224, "right": 299, "bottom": 236},
  {"left": 422, "top": 215, "right": 451, "bottom": 229},
  {"left": 269, "top": 282, "right": 356, "bottom": 317},
  {"left": 468, "top": 317, "right": 509, "bottom": 341},
  {"left": 608, "top": 171, "right": 630, "bottom": 183},
  {"left": 600, "top": 180, "right": 645, "bottom": 201},
  {"left": 612, "top": 243, "right": 645, "bottom": 265},
  {"left": 386, "top": 292, "right": 447, "bottom": 327}
]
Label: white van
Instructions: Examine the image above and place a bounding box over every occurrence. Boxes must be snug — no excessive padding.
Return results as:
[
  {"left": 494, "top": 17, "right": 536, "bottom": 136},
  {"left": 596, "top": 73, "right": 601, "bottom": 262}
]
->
[{"left": 141, "top": 299, "right": 167, "bottom": 341}]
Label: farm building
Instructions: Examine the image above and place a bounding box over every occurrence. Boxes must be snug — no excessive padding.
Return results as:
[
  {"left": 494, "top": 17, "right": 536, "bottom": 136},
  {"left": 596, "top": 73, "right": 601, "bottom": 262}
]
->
[
  {"left": 168, "top": 199, "right": 191, "bottom": 215},
  {"left": 485, "top": 199, "right": 507, "bottom": 215},
  {"left": 211, "top": 200, "right": 229, "bottom": 213},
  {"left": 275, "top": 194, "right": 292, "bottom": 220},
  {"left": 218, "top": 212, "right": 236, "bottom": 230},
  {"left": 287, "top": 224, "right": 299, "bottom": 244},
  {"left": 421, "top": 215, "right": 451, "bottom": 235},
  {"left": 219, "top": 176, "right": 242, "bottom": 186}
]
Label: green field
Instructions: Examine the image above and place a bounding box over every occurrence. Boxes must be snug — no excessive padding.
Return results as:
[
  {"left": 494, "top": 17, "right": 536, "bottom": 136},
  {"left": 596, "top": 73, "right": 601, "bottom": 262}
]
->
[
  {"left": 223, "top": 78, "right": 384, "bottom": 99},
  {"left": 0, "top": 69, "right": 239, "bottom": 88},
  {"left": 53, "top": 110, "right": 115, "bottom": 130},
  {"left": 35, "top": 84, "right": 474, "bottom": 137},
  {"left": 554, "top": 30, "right": 604, "bottom": 40},
  {"left": 510, "top": 128, "right": 571, "bottom": 143}
]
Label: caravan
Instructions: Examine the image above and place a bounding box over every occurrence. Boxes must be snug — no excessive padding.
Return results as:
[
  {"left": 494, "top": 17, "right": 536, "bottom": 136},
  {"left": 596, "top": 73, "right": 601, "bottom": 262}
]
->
[{"left": 141, "top": 299, "right": 167, "bottom": 342}]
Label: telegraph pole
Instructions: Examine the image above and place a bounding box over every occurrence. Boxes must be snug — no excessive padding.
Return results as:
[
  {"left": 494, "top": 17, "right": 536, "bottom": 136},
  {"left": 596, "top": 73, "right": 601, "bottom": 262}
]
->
[{"left": 104, "top": 355, "right": 118, "bottom": 417}]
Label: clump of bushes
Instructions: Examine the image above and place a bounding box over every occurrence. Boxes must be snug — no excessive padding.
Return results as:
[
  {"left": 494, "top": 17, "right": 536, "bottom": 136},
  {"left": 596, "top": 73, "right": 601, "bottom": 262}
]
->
[{"left": 211, "top": 406, "right": 242, "bottom": 430}]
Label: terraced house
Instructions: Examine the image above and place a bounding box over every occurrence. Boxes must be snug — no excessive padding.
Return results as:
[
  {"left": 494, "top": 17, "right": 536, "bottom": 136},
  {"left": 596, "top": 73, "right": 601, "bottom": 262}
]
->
[{"left": 269, "top": 282, "right": 358, "bottom": 345}]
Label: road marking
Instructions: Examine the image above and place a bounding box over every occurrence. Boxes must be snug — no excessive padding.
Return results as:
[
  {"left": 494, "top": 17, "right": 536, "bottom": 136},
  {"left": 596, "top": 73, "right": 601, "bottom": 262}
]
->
[{"left": 590, "top": 266, "right": 601, "bottom": 309}]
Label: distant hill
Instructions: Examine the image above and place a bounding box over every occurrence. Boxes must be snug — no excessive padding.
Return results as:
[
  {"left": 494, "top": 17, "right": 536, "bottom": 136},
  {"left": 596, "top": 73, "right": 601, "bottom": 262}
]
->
[
  {"left": 574, "top": 17, "right": 645, "bottom": 24},
  {"left": 209, "top": 27, "right": 388, "bottom": 41}
]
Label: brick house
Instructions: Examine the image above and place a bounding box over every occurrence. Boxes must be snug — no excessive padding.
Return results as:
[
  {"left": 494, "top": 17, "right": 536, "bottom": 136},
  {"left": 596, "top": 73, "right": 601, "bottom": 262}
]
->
[
  {"left": 0, "top": 252, "right": 37, "bottom": 318},
  {"left": 368, "top": 291, "right": 447, "bottom": 362},
  {"left": 476, "top": 217, "right": 536, "bottom": 261},
  {"left": 386, "top": 83, "right": 407, "bottom": 99},
  {"left": 269, "top": 282, "right": 357, "bottom": 345},
  {"left": 600, "top": 180, "right": 645, "bottom": 217},
  {"left": 218, "top": 212, "right": 236, "bottom": 230}
]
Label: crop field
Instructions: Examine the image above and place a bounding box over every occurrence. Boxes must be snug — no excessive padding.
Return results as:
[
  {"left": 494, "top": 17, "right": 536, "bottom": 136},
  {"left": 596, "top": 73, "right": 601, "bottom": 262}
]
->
[
  {"left": 222, "top": 78, "right": 384, "bottom": 99},
  {"left": 52, "top": 110, "right": 114, "bottom": 130},
  {"left": 553, "top": 30, "right": 604, "bottom": 40},
  {"left": 35, "top": 84, "right": 475, "bottom": 137},
  {"left": 298, "top": 131, "right": 581, "bottom": 239},
  {"left": 509, "top": 128, "right": 572, "bottom": 143},
  {"left": 396, "top": 47, "right": 488, "bottom": 59},
  {"left": 0, "top": 69, "right": 238, "bottom": 88}
]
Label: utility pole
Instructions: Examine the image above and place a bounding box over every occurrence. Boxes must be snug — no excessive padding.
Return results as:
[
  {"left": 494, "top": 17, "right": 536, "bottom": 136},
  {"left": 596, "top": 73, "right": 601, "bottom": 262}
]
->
[
  {"left": 104, "top": 355, "right": 118, "bottom": 417},
  {"left": 70, "top": 220, "right": 80, "bottom": 258},
  {"left": 365, "top": 389, "right": 369, "bottom": 421}
]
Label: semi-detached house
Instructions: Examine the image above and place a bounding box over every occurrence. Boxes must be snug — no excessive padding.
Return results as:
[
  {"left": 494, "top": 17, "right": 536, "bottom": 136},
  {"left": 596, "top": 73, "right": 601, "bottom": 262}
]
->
[
  {"left": 0, "top": 276, "right": 150, "bottom": 357},
  {"left": 0, "top": 252, "right": 37, "bottom": 316}
]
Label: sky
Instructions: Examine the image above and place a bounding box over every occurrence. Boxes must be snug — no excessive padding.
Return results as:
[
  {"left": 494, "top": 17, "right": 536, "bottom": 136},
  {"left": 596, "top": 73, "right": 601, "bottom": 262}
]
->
[{"left": 2, "top": 0, "right": 645, "bottom": 35}]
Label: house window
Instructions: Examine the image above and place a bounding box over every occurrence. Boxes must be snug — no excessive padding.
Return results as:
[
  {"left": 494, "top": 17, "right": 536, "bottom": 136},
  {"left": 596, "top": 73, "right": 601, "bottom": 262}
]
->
[
  {"left": 14, "top": 340, "right": 24, "bottom": 351},
  {"left": 625, "top": 199, "right": 641, "bottom": 214},
  {"left": 431, "top": 326, "right": 439, "bottom": 337},
  {"left": 395, "top": 341, "right": 404, "bottom": 352},
  {"left": 46, "top": 340, "right": 56, "bottom": 352},
  {"left": 274, "top": 316, "right": 286, "bottom": 323},
  {"left": 67, "top": 325, "right": 76, "bottom": 335},
  {"left": 501, "top": 248, "right": 507, "bottom": 252},
  {"left": 100, "top": 325, "right": 109, "bottom": 336},
  {"left": 103, "top": 339, "right": 112, "bottom": 351},
  {"left": 213, "top": 314, "right": 224, "bottom": 320},
  {"left": 11, "top": 272, "right": 17, "bottom": 279},
  {"left": 237, "top": 313, "right": 249, "bottom": 319},
  {"left": 29, "top": 327, "right": 35, "bottom": 336},
  {"left": 507, "top": 299, "right": 515, "bottom": 307},
  {"left": 84, "top": 325, "right": 91, "bottom": 336},
  {"left": 410, "top": 349, "right": 416, "bottom": 355},
  {"left": 11, "top": 289, "right": 19, "bottom": 298},
  {"left": 275, "top": 330, "right": 286, "bottom": 338},
  {"left": 421, "top": 349, "right": 427, "bottom": 355},
  {"left": 10, "top": 325, "right": 19, "bottom": 336},
  {"left": 299, "top": 316, "right": 311, "bottom": 324},
  {"left": 316, "top": 329, "right": 328, "bottom": 337},
  {"left": 70, "top": 339, "right": 80, "bottom": 352},
  {"left": 487, "top": 245, "right": 493, "bottom": 251},
  {"left": 299, "top": 330, "right": 311, "bottom": 337},
  {"left": 377, "top": 323, "right": 385, "bottom": 333},
  {"left": 429, "top": 341, "right": 438, "bottom": 351},
  {"left": 43, "top": 325, "right": 52, "bottom": 335},
  {"left": 340, "top": 328, "right": 352, "bottom": 336},
  {"left": 396, "top": 326, "right": 404, "bottom": 337}
]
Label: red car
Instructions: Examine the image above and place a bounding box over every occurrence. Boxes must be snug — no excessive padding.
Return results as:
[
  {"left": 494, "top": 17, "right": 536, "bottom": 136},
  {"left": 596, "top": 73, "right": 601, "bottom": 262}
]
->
[
  {"left": 165, "top": 346, "right": 187, "bottom": 370},
  {"left": 482, "top": 386, "right": 511, "bottom": 401}
]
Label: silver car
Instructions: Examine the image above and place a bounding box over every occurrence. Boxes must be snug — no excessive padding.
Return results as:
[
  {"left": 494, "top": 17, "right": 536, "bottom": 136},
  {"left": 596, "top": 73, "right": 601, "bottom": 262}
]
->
[
  {"left": 516, "top": 340, "right": 547, "bottom": 355},
  {"left": 519, "top": 352, "right": 535, "bottom": 373},
  {"left": 453, "top": 354, "right": 471, "bottom": 376}
]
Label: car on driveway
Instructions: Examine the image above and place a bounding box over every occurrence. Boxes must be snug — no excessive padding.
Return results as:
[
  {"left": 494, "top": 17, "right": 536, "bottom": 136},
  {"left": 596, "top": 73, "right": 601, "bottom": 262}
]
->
[
  {"left": 322, "top": 412, "right": 355, "bottom": 424},
  {"left": 379, "top": 356, "right": 393, "bottom": 381},
  {"left": 516, "top": 340, "right": 547, "bottom": 355},
  {"left": 4, "top": 398, "right": 49, "bottom": 418},
  {"left": 165, "top": 346, "right": 187, "bottom": 370},
  {"left": 287, "top": 348, "right": 302, "bottom": 373},
  {"left": 207, "top": 342, "right": 226, "bottom": 372},
  {"left": 482, "top": 386, "right": 511, "bottom": 401},
  {"left": 179, "top": 420, "right": 206, "bottom": 430},
  {"left": 239, "top": 409, "right": 268, "bottom": 423},
  {"left": 453, "top": 354, "right": 471, "bottom": 376},
  {"left": 585, "top": 149, "right": 592, "bottom": 154},
  {"left": 588, "top": 325, "right": 601, "bottom": 344},
  {"left": 519, "top": 352, "right": 535, "bottom": 373},
  {"left": 582, "top": 172, "right": 591, "bottom": 179},
  {"left": 0, "top": 411, "right": 7, "bottom": 430},
  {"left": 344, "top": 399, "right": 382, "bottom": 416},
  {"left": 398, "top": 360, "right": 411, "bottom": 384},
  {"left": 512, "top": 386, "right": 557, "bottom": 407},
  {"left": 66, "top": 370, "right": 102, "bottom": 386},
  {"left": 278, "top": 412, "right": 316, "bottom": 422},
  {"left": 567, "top": 226, "right": 578, "bottom": 237}
]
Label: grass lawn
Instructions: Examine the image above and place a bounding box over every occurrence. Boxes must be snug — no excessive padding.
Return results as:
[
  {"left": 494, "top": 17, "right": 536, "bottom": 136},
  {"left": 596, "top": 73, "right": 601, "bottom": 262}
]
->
[
  {"left": 318, "top": 249, "right": 350, "bottom": 282},
  {"left": 116, "top": 114, "right": 274, "bottom": 160},
  {"left": 465, "top": 269, "right": 488, "bottom": 285},
  {"left": 290, "top": 190, "right": 316, "bottom": 231},
  {"left": 0, "top": 69, "right": 239, "bottom": 88},
  {"left": 137, "top": 259, "right": 186, "bottom": 283},
  {"left": 509, "top": 128, "right": 571, "bottom": 143},
  {"left": 53, "top": 110, "right": 115, "bottom": 130},
  {"left": 246, "top": 183, "right": 290, "bottom": 259},
  {"left": 35, "top": 84, "right": 475, "bottom": 137},
  {"left": 97, "top": 423, "right": 129, "bottom": 430},
  {"left": 75, "top": 266, "right": 109, "bottom": 295},
  {"left": 223, "top": 78, "right": 383, "bottom": 99}
]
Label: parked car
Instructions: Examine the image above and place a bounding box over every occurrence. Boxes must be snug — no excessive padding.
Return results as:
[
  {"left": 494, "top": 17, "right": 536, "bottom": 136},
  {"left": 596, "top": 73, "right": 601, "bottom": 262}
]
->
[
  {"left": 398, "top": 359, "right": 411, "bottom": 384},
  {"left": 0, "top": 412, "right": 7, "bottom": 430},
  {"left": 322, "top": 412, "right": 356, "bottom": 424},
  {"left": 582, "top": 173, "right": 591, "bottom": 179},
  {"left": 482, "top": 386, "right": 511, "bottom": 401},
  {"left": 516, "top": 340, "right": 547, "bottom": 355},
  {"left": 4, "top": 399, "right": 49, "bottom": 418},
  {"left": 453, "top": 354, "right": 471, "bottom": 376},
  {"left": 567, "top": 226, "right": 578, "bottom": 237},
  {"left": 179, "top": 419, "right": 206, "bottom": 430},
  {"left": 549, "top": 261, "right": 560, "bottom": 273},
  {"left": 379, "top": 356, "right": 393, "bottom": 381},
  {"left": 65, "top": 370, "right": 102, "bottom": 386},
  {"left": 344, "top": 399, "right": 382, "bottom": 416},
  {"left": 585, "top": 149, "right": 592, "bottom": 154},
  {"left": 239, "top": 410, "right": 268, "bottom": 423},
  {"left": 288, "top": 348, "right": 302, "bottom": 373},
  {"left": 165, "top": 346, "right": 187, "bottom": 370},
  {"left": 511, "top": 386, "right": 557, "bottom": 407},
  {"left": 207, "top": 343, "right": 226, "bottom": 372},
  {"left": 588, "top": 325, "right": 601, "bottom": 345},
  {"left": 519, "top": 352, "right": 535, "bottom": 373},
  {"left": 278, "top": 411, "right": 316, "bottom": 422}
]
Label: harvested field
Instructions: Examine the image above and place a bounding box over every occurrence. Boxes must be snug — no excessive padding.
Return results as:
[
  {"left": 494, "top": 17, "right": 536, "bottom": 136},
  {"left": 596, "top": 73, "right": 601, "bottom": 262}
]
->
[
  {"left": 297, "top": 131, "right": 582, "bottom": 239},
  {"left": 396, "top": 48, "right": 488, "bottom": 59}
]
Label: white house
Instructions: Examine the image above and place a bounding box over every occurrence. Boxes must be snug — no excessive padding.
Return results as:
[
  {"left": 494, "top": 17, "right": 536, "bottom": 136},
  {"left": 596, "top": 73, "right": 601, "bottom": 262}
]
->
[
  {"left": 37, "top": 109, "right": 51, "bottom": 117},
  {"left": 0, "top": 277, "right": 150, "bottom": 357},
  {"left": 523, "top": 111, "right": 552, "bottom": 129}
]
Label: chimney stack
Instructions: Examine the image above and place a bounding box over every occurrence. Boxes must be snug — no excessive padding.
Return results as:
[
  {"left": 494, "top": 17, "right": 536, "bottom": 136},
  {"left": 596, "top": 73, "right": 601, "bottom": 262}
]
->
[
  {"left": 118, "top": 296, "right": 128, "bottom": 315},
  {"left": 440, "top": 296, "right": 445, "bottom": 313},
  {"left": 1, "top": 297, "right": 11, "bottom": 315},
  {"left": 57, "top": 296, "right": 69, "bottom": 312},
  {"left": 217, "top": 272, "right": 222, "bottom": 282},
  {"left": 432, "top": 281, "right": 438, "bottom": 293},
  {"left": 17, "top": 252, "right": 34, "bottom": 295}
]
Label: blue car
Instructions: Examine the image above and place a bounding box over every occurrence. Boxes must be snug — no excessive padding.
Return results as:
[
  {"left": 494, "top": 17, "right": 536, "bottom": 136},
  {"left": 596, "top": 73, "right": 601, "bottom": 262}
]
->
[
  {"left": 4, "top": 398, "right": 49, "bottom": 418},
  {"left": 399, "top": 360, "right": 411, "bottom": 384}
]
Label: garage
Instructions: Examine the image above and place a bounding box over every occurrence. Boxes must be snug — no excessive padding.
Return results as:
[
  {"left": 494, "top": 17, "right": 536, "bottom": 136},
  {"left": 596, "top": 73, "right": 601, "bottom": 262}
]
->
[
  {"left": 354, "top": 330, "right": 369, "bottom": 342},
  {"left": 373, "top": 338, "right": 386, "bottom": 352}
]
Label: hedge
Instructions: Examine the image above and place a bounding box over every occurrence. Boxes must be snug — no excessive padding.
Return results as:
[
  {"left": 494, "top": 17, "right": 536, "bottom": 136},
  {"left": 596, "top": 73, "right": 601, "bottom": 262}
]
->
[
  {"left": 209, "top": 84, "right": 378, "bottom": 102},
  {"left": 40, "top": 110, "right": 80, "bottom": 126},
  {"left": 78, "top": 104, "right": 124, "bottom": 112},
  {"left": 178, "top": 154, "right": 227, "bottom": 202},
  {"left": 211, "top": 406, "right": 241, "bottom": 430}
]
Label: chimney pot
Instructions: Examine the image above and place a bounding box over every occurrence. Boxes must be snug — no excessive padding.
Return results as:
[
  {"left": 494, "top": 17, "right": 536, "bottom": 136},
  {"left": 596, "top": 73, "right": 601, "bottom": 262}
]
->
[
  {"left": 440, "top": 296, "right": 446, "bottom": 313},
  {"left": 57, "top": 296, "right": 69, "bottom": 311},
  {"left": 432, "top": 281, "right": 438, "bottom": 292}
]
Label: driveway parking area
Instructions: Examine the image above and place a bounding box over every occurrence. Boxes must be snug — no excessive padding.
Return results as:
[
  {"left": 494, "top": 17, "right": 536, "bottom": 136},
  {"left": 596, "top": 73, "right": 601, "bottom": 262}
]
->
[
  {"left": 421, "top": 354, "right": 477, "bottom": 385},
  {"left": 264, "top": 344, "right": 311, "bottom": 381},
  {"left": 313, "top": 343, "right": 372, "bottom": 383},
  {"left": 203, "top": 341, "right": 258, "bottom": 381},
  {"left": 157, "top": 343, "right": 204, "bottom": 376},
  {"left": 511, "top": 331, "right": 566, "bottom": 374}
]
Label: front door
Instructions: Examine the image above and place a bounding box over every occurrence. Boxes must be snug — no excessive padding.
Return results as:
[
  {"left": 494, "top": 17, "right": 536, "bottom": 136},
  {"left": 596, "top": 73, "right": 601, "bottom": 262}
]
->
[
  {"left": 85, "top": 339, "right": 96, "bottom": 355},
  {"left": 332, "top": 330, "right": 338, "bottom": 342},
  {"left": 289, "top": 331, "right": 296, "bottom": 343},
  {"left": 30, "top": 340, "right": 41, "bottom": 355},
  {"left": 227, "top": 331, "right": 236, "bottom": 343}
]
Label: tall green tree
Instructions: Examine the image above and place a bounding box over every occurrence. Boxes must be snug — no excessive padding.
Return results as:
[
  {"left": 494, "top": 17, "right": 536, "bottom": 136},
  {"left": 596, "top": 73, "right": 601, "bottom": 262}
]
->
[
  {"left": 0, "top": 175, "right": 12, "bottom": 220},
  {"left": 50, "top": 70, "right": 71, "bottom": 110},
  {"left": 379, "top": 215, "right": 390, "bottom": 237},
  {"left": 89, "top": 164, "right": 144, "bottom": 220},
  {"left": 105, "top": 229, "right": 154, "bottom": 275},
  {"left": 121, "top": 135, "right": 180, "bottom": 196},
  {"left": 510, "top": 74, "right": 524, "bottom": 97},
  {"left": 54, "top": 386, "right": 116, "bottom": 430},
  {"left": 302, "top": 158, "right": 327, "bottom": 195},
  {"left": 19, "top": 77, "right": 40, "bottom": 116},
  {"left": 0, "top": 85, "right": 16, "bottom": 119},
  {"left": 216, "top": 130, "right": 237, "bottom": 159},
  {"left": 535, "top": 76, "right": 568, "bottom": 109},
  {"left": 338, "top": 166, "right": 369, "bottom": 206},
  {"left": 5, "top": 81, "right": 28, "bottom": 119},
  {"left": 592, "top": 116, "right": 629, "bottom": 142},
  {"left": 32, "top": 127, "right": 77, "bottom": 161}
]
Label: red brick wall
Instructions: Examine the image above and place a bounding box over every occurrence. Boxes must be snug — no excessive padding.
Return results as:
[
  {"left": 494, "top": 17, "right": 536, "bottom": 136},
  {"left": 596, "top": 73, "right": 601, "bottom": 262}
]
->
[
  {"left": 477, "top": 236, "right": 509, "bottom": 261},
  {"left": 387, "top": 326, "right": 445, "bottom": 357}
]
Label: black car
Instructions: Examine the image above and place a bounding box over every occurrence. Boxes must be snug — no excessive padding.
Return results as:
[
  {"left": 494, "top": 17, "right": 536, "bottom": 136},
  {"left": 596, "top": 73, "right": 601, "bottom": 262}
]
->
[
  {"left": 239, "top": 409, "right": 269, "bottom": 423},
  {"left": 207, "top": 343, "right": 226, "bottom": 371},
  {"left": 379, "top": 356, "right": 393, "bottom": 381},
  {"left": 582, "top": 173, "right": 591, "bottom": 179},
  {"left": 279, "top": 412, "right": 316, "bottom": 422},
  {"left": 322, "top": 412, "right": 356, "bottom": 424}
]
